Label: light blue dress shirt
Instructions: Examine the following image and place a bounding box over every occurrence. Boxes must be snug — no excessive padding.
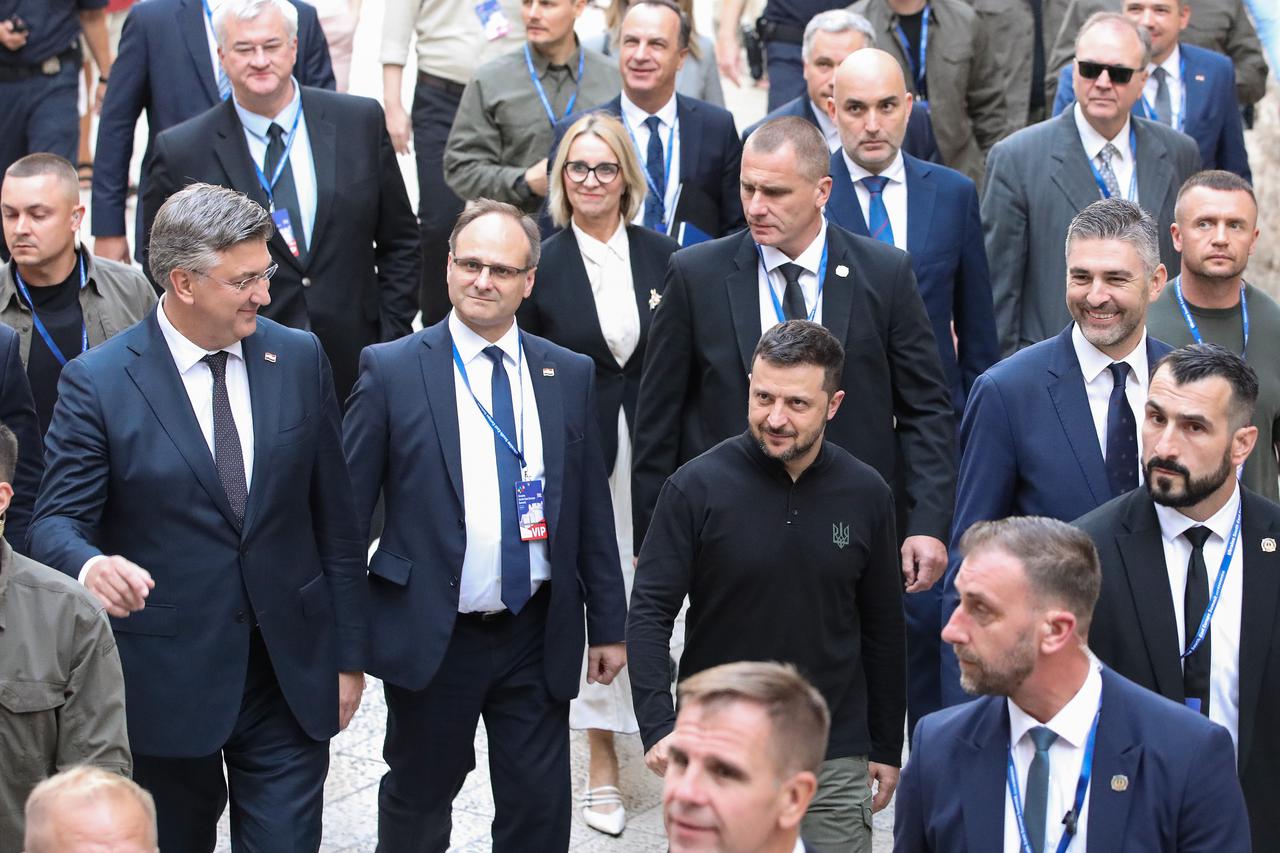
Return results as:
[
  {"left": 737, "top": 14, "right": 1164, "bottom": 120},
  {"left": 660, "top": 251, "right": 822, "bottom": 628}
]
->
[{"left": 232, "top": 79, "right": 318, "bottom": 244}]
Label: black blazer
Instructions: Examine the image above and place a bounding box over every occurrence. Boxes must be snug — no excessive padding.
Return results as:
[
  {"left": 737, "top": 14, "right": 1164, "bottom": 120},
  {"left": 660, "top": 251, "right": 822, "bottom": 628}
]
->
[
  {"left": 141, "top": 88, "right": 422, "bottom": 403},
  {"left": 1075, "top": 486, "right": 1280, "bottom": 850},
  {"left": 631, "top": 224, "right": 955, "bottom": 554},
  {"left": 518, "top": 224, "right": 679, "bottom": 471}
]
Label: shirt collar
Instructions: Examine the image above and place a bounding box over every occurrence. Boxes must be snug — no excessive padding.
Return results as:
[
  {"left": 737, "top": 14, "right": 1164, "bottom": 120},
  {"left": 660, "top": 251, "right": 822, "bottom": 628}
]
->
[
  {"left": 1007, "top": 657, "right": 1103, "bottom": 750},
  {"left": 448, "top": 310, "right": 522, "bottom": 367},
  {"left": 571, "top": 219, "right": 629, "bottom": 267},
  {"left": 621, "top": 91, "right": 678, "bottom": 129},
  {"left": 759, "top": 217, "right": 828, "bottom": 275},
  {"left": 792, "top": 837, "right": 806, "bottom": 853},
  {"left": 1155, "top": 480, "right": 1242, "bottom": 546},
  {"left": 1073, "top": 101, "right": 1133, "bottom": 162},
  {"left": 842, "top": 148, "right": 906, "bottom": 185},
  {"left": 1150, "top": 43, "right": 1181, "bottom": 79},
  {"left": 155, "top": 294, "right": 245, "bottom": 374},
  {"left": 233, "top": 77, "right": 302, "bottom": 141},
  {"left": 528, "top": 38, "right": 584, "bottom": 80},
  {"left": 1071, "top": 325, "right": 1149, "bottom": 386},
  {"left": 811, "top": 99, "right": 838, "bottom": 136}
]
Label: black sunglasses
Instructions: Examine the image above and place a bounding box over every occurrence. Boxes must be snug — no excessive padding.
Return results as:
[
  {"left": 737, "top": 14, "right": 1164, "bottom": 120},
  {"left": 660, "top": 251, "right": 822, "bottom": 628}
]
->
[{"left": 1076, "top": 60, "right": 1138, "bottom": 84}]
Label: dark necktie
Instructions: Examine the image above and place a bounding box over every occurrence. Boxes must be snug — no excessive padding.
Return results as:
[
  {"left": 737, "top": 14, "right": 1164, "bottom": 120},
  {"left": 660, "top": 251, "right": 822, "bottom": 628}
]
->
[
  {"left": 1028, "top": 0, "right": 1046, "bottom": 113},
  {"left": 1105, "top": 362, "right": 1138, "bottom": 497},
  {"left": 861, "top": 176, "right": 895, "bottom": 245},
  {"left": 265, "top": 122, "right": 307, "bottom": 257},
  {"left": 779, "top": 263, "right": 808, "bottom": 321},
  {"left": 643, "top": 115, "right": 667, "bottom": 231},
  {"left": 1152, "top": 66, "right": 1173, "bottom": 126},
  {"left": 484, "top": 346, "right": 531, "bottom": 614},
  {"left": 1024, "top": 725, "right": 1058, "bottom": 853},
  {"left": 1182, "top": 525, "right": 1213, "bottom": 716},
  {"left": 202, "top": 352, "right": 247, "bottom": 527}
]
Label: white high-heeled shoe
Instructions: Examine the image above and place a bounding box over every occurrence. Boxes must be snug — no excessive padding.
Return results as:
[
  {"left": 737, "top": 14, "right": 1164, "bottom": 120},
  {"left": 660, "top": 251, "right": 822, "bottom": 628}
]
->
[{"left": 578, "top": 785, "right": 626, "bottom": 837}]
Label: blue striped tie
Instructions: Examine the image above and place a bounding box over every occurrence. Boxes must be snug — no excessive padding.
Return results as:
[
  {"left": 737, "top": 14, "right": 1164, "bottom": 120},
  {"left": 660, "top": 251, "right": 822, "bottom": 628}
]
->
[{"left": 861, "top": 176, "right": 894, "bottom": 245}]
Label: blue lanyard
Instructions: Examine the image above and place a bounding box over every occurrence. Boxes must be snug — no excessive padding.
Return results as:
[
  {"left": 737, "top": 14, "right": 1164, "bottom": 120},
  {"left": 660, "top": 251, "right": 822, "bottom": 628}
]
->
[
  {"left": 452, "top": 338, "right": 528, "bottom": 473},
  {"left": 13, "top": 254, "right": 89, "bottom": 368},
  {"left": 524, "top": 43, "right": 585, "bottom": 127},
  {"left": 622, "top": 113, "right": 678, "bottom": 228},
  {"left": 756, "top": 240, "right": 829, "bottom": 324},
  {"left": 1172, "top": 276, "right": 1248, "bottom": 361},
  {"left": 1087, "top": 125, "right": 1139, "bottom": 202},
  {"left": 1137, "top": 55, "right": 1187, "bottom": 131},
  {"left": 249, "top": 104, "right": 304, "bottom": 211},
  {"left": 893, "top": 5, "right": 929, "bottom": 97},
  {"left": 1182, "top": 499, "right": 1242, "bottom": 659},
  {"left": 1007, "top": 707, "right": 1101, "bottom": 853}
]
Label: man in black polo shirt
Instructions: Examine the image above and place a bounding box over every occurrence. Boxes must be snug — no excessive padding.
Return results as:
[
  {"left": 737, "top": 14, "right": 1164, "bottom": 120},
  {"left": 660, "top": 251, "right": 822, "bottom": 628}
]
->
[{"left": 628, "top": 319, "right": 906, "bottom": 853}]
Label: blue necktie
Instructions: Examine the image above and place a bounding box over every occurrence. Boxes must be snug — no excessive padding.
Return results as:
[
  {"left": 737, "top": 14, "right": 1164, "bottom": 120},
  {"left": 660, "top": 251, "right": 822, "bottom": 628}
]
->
[
  {"left": 484, "top": 346, "right": 531, "bottom": 614},
  {"left": 643, "top": 115, "right": 667, "bottom": 231},
  {"left": 861, "top": 176, "right": 894, "bottom": 245},
  {"left": 1024, "top": 726, "right": 1058, "bottom": 853},
  {"left": 1105, "top": 362, "right": 1137, "bottom": 497}
]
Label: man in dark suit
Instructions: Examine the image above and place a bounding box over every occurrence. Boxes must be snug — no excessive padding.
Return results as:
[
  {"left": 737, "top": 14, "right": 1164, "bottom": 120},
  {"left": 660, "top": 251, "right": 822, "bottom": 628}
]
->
[
  {"left": 982, "top": 12, "right": 1200, "bottom": 356},
  {"left": 940, "top": 199, "right": 1172, "bottom": 707},
  {"left": 1051, "top": 0, "right": 1250, "bottom": 180},
  {"left": 632, "top": 116, "right": 955, "bottom": 596},
  {"left": 739, "top": 9, "right": 939, "bottom": 164},
  {"left": 142, "top": 0, "right": 419, "bottom": 402},
  {"left": 823, "top": 47, "right": 998, "bottom": 733},
  {"left": 0, "top": 324, "right": 43, "bottom": 552},
  {"left": 1075, "top": 343, "right": 1280, "bottom": 849},
  {"left": 91, "top": 0, "right": 334, "bottom": 266},
  {"left": 896, "top": 515, "right": 1250, "bottom": 852},
  {"left": 343, "top": 199, "right": 627, "bottom": 852},
  {"left": 27, "top": 183, "right": 368, "bottom": 852}
]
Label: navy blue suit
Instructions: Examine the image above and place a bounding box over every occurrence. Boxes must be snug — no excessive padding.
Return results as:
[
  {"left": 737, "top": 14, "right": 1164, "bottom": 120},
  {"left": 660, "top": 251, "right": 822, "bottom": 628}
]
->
[
  {"left": 28, "top": 310, "right": 366, "bottom": 850},
  {"left": 895, "top": 667, "right": 1251, "bottom": 852},
  {"left": 343, "top": 320, "right": 626, "bottom": 851},
  {"left": 0, "top": 323, "right": 43, "bottom": 554},
  {"left": 91, "top": 0, "right": 335, "bottom": 260},
  {"left": 1052, "top": 43, "right": 1250, "bottom": 181},
  {"left": 740, "top": 95, "right": 941, "bottom": 165}
]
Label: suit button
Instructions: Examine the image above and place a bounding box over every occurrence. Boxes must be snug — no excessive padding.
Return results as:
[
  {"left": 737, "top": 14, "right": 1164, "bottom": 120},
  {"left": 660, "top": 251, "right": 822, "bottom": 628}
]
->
[
  {"left": 449, "top": 576, "right": 458, "bottom": 587},
  {"left": 234, "top": 611, "right": 247, "bottom": 624},
  {"left": 457, "top": 518, "right": 465, "bottom": 529},
  {"left": 301, "top": 276, "right": 312, "bottom": 287}
]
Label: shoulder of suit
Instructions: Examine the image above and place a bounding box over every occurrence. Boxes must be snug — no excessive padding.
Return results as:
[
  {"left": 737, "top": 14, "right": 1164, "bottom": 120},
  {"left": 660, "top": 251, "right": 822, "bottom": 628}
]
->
[
  {"left": 1241, "top": 486, "right": 1280, "bottom": 526},
  {"left": 828, "top": 221, "right": 908, "bottom": 266},
  {"left": 1133, "top": 115, "right": 1200, "bottom": 154},
  {"left": 520, "top": 330, "right": 593, "bottom": 372},
  {"left": 1179, "top": 41, "right": 1232, "bottom": 73},
  {"left": 1101, "top": 667, "right": 1225, "bottom": 737},
  {"left": 676, "top": 93, "right": 736, "bottom": 127},
  {"left": 915, "top": 693, "right": 1001, "bottom": 744},
  {"left": 992, "top": 115, "right": 1064, "bottom": 155},
  {"left": 905, "top": 154, "right": 976, "bottom": 194},
  {"left": 670, "top": 229, "right": 748, "bottom": 267},
  {"left": 627, "top": 223, "right": 681, "bottom": 255},
  {"left": 980, "top": 335, "right": 1059, "bottom": 384}
]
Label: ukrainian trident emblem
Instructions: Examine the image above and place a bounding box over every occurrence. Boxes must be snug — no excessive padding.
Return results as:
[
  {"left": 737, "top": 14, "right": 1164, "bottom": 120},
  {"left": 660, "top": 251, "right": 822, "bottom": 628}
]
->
[{"left": 833, "top": 522, "right": 850, "bottom": 550}]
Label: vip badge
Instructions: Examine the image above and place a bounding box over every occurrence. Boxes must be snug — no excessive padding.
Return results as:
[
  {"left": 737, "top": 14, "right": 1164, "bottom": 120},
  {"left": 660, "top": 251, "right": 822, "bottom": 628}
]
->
[{"left": 833, "top": 522, "right": 850, "bottom": 550}]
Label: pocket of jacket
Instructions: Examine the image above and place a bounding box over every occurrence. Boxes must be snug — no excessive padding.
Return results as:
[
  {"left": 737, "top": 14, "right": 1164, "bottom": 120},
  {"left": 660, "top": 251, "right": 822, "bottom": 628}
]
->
[
  {"left": 299, "top": 573, "right": 334, "bottom": 617},
  {"left": 109, "top": 603, "right": 178, "bottom": 637},
  {"left": 368, "top": 549, "right": 413, "bottom": 587}
]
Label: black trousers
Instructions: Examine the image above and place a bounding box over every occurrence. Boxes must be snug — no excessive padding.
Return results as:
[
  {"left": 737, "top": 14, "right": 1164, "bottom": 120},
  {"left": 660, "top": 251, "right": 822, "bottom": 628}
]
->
[
  {"left": 132, "top": 630, "right": 330, "bottom": 853},
  {"left": 377, "top": 586, "right": 571, "bottom": 853},
  {"left": 411, "top": 77, "right": 468, "bottom": 327}
]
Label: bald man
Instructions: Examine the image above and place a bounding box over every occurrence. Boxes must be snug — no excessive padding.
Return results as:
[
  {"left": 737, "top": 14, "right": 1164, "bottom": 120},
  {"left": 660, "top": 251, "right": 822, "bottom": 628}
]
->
[
  {"left": 23, "top": 767, "right": 157, "bottom": 853},
  {"left": 824, "top": 48, "right": 997, "bottom": 734}
]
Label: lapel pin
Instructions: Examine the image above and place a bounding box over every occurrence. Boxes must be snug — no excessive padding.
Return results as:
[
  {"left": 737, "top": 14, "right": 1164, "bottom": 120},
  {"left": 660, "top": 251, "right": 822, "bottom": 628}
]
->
[
  {"left": 542, "top": 367, "right": 555, "bottom": 377},
  {"left": 835, "top": 264, "right": 849, "bottom": 278},
  {"left": 649, "top": 288, "right": 662, "bottom": 310},
  {"left": 264, "top": 352, "right": 277, "bottom": 363},
  {"left": 1111, "top": 775, "right": 1128, "bottom": 792},
  {"left": 1263, "top": 538, "right": 1276, "bottom": 553},
  {"left": 1194, "top": 73, "right": 1205, "bottom": 82}
]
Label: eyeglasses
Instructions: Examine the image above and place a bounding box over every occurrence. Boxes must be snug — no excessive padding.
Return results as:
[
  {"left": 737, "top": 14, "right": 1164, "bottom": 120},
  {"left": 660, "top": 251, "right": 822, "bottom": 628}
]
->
[
  {"left": 451, "top": 257, "right": 531, "bottom": 283},
  {"left": 564, "top": 161, "right": 621, "bottom": 184},
  {"left": 197, "top": 263, "right": 278, "bottom": 292},
  {"left": 1076, "top": 60, "right": 1138, "bottom": 84}
]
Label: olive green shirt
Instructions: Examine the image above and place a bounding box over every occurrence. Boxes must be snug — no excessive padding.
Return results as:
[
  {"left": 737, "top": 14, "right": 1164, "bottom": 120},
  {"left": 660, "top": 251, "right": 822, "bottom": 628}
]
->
[
  {"left": 0, "top": 543, "right": 130, "bottom": 852},
  {"left": 1146, "top": 282, "right": 1280, "bottom": 501},
  {"left": 443, "top": 41, "right": 621, "bottom": 214}
]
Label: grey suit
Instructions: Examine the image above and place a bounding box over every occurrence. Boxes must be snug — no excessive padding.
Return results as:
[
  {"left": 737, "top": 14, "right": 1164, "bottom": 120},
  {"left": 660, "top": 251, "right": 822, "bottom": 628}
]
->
[
  {"left": 963, "top": 0, "right": 1071, "bottom": 128},
  {"left": 850, "top": 0, "right": 1007, "bottom": 186},
  {"left": 981, "top": 110, "right": 1200, "bottom": 355},
  {"left": 1047, "top": 0, "right": 1269, "bottom": 106}
]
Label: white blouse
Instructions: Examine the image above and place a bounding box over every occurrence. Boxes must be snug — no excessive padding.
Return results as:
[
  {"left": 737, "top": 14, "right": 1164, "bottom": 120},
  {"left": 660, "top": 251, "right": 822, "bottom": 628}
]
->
[{"left": 571, "top": 219, "right": 641, "bottom": 368}]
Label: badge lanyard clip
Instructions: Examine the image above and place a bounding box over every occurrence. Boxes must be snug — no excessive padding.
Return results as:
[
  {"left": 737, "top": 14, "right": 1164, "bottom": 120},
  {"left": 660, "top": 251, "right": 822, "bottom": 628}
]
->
[
  {"left": 756, "top": 240, "right": 829, "bottom": 324},
  {"left": 1007, "top": 706, "right": 1101, "bottom": 853}
]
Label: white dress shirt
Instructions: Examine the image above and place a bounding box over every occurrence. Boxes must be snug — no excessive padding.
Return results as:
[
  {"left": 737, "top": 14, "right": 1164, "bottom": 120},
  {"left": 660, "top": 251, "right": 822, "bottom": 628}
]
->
[
  {"left": 449, "top": 312, "right": 550, "bottom": 613},
  {"left": 621, "top": 92, "right": 681, "bottom": 230},
  {"left": 571, "top": 219, "right": 640, "bottom": 368},
  {"left": 1071, "top": 325, "right": 1150, "bottom": 485},
  {"left": 1143, "top": 44, "right": 1183, "bottom": 129},
  {"left": 840, "top": 148, "right": 909, "bottom": 252},
  {"left": 1003, "top": 660, "right": 1103, "bottom": 853},
  {"left": 812, "top": 99, "right": 841, "bottom": 152},
  {"left": 1074, "top": 103, "right": 1138, "bottom": 204},
  {"left": 233, "top": 80, "right": 319, "bottom": 245},
  {"left": 1154, "top": 483, "right": 1244, "bottom": 754},
  {"left": 757, "top": 217, "right": 828, "bottom": 333}
]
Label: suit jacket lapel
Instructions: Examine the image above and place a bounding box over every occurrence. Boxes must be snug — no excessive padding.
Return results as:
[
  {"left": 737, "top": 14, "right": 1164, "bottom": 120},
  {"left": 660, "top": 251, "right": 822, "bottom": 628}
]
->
[
  {"left": 903, "top": 155, "right": 936, "bottom": 255},
  {"left": 301, "top": 90, "right": 337, "bottom": 263},
  {"left": 824, "top": 153, "right": 869, "bottom": 236},
  {"left": 239, "top": 325, "right": 280, "bottom": 535},
  {"left": 1050, "top": 113, "right": 1104, "bottom": 213},
  {"left": 526, "top": 336, "right": 565, "bottom": 544},
  {"left": 1134, "top": 121, "right": 1174, "bottom": 216},
  {"left": 676, "top": 96, "right": 703, "bottom": 188},
  {"left": 1045, "top": 327, "right": 1112, "bottom": 505},
  {"left": 821, "top": 228, "right": 853, "bottom": 348},
  {"left": 1237, "top": 491, "right": 1280, "bottom": 773},
  {"left": 180, "top": 0, "right": 220, "bottom": 104},
  {"left": 629, "top": 228, "right": 662, "bottom": 345},
  {"left": 1116, "top": 493, "right": 1186, "bottom": 698},
  {"left": 549, "top": 230, "right": 614, "bottom": 367},
  {"left": 1087, "top": 670, "right": 1139, "bottom": 845},
  {"left": 726, "top": 232, "right": 764, "bottom": 375},
  {"left": 1181, "top": 50, "right": 1207, "bottom": 136},
  {"left": 419, "top": 326, "right": 464, "bottom": 507},
  {"left": 959, "top": 698, "right": 1010, "bottom": 851}
]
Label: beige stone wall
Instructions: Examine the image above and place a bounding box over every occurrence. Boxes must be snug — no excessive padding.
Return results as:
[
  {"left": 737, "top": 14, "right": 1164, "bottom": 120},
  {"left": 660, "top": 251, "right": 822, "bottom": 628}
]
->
[{"left": 1246, "top": 82, "right": 1278, "bottom": 297}]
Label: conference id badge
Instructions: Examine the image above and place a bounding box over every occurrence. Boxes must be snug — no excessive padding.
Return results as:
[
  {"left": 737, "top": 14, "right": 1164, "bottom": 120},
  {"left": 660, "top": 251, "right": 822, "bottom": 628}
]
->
[
  {"left": 475, "top": 0, "right": 511, "bottom": 41},
  {"left": 516, "top": 478, "right": 548, "bottom": 542},
  {"left": 272, "top": 208, "right": 301, "bottom": 257}
]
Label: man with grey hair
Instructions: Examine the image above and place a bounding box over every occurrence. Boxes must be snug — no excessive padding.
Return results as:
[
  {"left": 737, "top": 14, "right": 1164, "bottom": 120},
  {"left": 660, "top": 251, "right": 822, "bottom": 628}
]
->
[
  {"left": 739, "top": 8, "right": 939, "bottom": 162},
  {"left": 939, "top": 198, "right": 1174, "bottom": 707},
  {"left": 142, "top": 0, "right": 421, "bottom": 403},
  {"left": 982, "top": 11, "right": 1199, "bottom": 357},
  {"left": 29, "top": 182, "right": 368, "bottom": 852},
  {"left": 23, "top": 768, "right": 156, "bottom": 853}
]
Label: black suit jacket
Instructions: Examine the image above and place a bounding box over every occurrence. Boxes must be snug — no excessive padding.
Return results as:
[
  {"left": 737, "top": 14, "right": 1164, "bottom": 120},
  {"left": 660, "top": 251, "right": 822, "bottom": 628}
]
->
[
  {"left": 1075, "top": 486, "right": 1280, "bottom": 849},
  {"left": 517, "top": 225, "right": 679, "bottom": 471},
  {"left": 141, "top": 88, "right": 421, "bottom": 402},
  {"left": 0, "top": 323, "right": 43, "bottom": 552},
  {"left": 631, "top": 224, "right": 955, "bottom": 553}
]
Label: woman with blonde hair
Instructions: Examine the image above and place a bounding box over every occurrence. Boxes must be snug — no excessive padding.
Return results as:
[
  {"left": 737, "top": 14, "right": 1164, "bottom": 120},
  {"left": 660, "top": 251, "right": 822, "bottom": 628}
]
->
[{"left": 588, "top": 0, "right": 724, "bottom": 105}]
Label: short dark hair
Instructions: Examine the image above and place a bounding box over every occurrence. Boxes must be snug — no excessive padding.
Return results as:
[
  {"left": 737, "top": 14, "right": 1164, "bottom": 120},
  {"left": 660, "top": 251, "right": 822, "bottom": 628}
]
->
[
  {"left": 959, "top": 517, "right": 1102, "bottom": 635},
  {"left": 448, "top": 198, "right": 541, "bottom": 269},
  {"left": 752, "top": 320, "right": 844, "bottom": 394},
  {"left": 1153, "top": 343, "right": 1259, "bottom": 430},
  {"left": 1175, "top": 170, "right": 1257, "bottom": 220},
  {"left": 744, "top": 117, "right": 830, "bottom": 182},
  {"left": 0, "top": 422, "right": 17, "bottom": 485},
  {"left": 624, "top": 0, "right": 691, "bottom": 49},
  {"left": 3, "top": 153, "right": 79, "bottom": 202},
  {"left": 1065, "top": 198, "right": 1160, "bottom": 280}
]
